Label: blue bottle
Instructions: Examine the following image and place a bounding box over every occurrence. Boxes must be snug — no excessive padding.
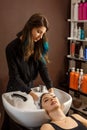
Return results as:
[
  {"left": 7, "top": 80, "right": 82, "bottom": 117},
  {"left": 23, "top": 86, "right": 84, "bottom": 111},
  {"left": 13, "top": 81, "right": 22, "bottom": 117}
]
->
[
  {"left": 84, "top": 45, "right": 87, "bottom": 60},
  {"left": 80, "top": 28, "right": 85, "bottom": 39}
]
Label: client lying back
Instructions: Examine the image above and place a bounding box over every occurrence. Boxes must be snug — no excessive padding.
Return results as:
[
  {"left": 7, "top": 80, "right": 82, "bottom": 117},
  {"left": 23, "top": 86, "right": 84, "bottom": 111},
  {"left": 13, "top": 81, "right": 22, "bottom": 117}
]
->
[{"left": 39, "top": 93, "right": 87, "bottom": 130}]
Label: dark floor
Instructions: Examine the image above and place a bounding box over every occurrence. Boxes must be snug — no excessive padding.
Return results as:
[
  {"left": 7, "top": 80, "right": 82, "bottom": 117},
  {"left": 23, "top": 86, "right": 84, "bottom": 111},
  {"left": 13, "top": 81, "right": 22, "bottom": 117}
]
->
[
  {"left": 0, "top": 111, "right": 40, "bottom": 130},
  {"left": 0, "top": 98, "right": 4, "bottom": 130}
]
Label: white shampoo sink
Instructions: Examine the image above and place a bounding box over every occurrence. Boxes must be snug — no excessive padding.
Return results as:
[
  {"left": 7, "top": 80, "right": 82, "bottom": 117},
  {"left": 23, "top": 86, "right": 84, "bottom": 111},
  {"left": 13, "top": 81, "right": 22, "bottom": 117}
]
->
[{"left": 2, "top": 87, "right": 72, "bottom": 129}]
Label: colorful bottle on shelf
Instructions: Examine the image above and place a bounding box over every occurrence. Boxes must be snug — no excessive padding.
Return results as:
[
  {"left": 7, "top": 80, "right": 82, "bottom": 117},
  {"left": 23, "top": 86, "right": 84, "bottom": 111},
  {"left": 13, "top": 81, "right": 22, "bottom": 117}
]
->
[
  {"left": 73, "top": 2, "right": 78, "bottom": 20},
  {"left": 77, "top": 26, "right": 81, "bottom": 39},
  {"left": 81, "top": 74, "right": 87, "bottom": 94},
  {"left": 78, "top": 0, "right": 84, "bottom": 20},
  {"left": 70, "top": 41, "right": 75, "bottom": 57},
  {"left": 78, "top": 69, "right": 83, "bottom": 90},
  {"left": 69, "top": 67, "right": 75, "bottom": 89},
  {"left": 84, "top": 45, "right": 87, "bottom": 60},
  {"left": 83, "top": 0, "right": 87, "bottom": 20},
  {"left": 74, "top": 68, "right": 80, "bottom": 90},
  {"left": 73, "top": 23, "right": 78, "bottom": 38},
  {"left": 79, "top": 45, "right": 84, "bottom": 58},
  {"left": 80, "top": 28, "right": 85, "bottom": 39}
]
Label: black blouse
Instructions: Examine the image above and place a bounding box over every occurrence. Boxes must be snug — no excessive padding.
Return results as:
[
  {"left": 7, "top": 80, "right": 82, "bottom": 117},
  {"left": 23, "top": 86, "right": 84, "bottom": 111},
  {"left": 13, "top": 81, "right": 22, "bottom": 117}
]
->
[
  {"left": 6, "top": 38, "right": 53, "bottom": 93},
  {"left": 49, "top": 116, "right": 87, "bottom": 130}
]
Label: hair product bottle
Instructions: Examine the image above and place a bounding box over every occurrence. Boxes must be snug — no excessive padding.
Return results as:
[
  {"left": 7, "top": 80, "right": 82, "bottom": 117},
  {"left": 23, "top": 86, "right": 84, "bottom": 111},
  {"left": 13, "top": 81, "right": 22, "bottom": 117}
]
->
[
  {"left": 80, "top": 27, "right": 85, "bottom": 39},
  {"left": 84, "top": 45, "right": 87, "bottom": 60},
  {"left": 73, "top": 2, "right": 78, "bottom": 20},
  {"left": 70, "top": 41, "right": 75, "bottom": 57},
  {"left": 69, "top": 67, "right": 75, "bottom": 89},
  {"left": 73, "top": 23, "right": 78, "bottom": 38},
  {"left": 77, "top": 26, "right": 81, "bottom": 39},
  {"left": 81, "top": 74, "right": 87, "bottom": 94},
  {"left": 79, "top": 45, "right": 84, "bottom": 58},
  {"left": 74, "top": 68, "right": 80, "bottom": 90},
  {"left": 78, "top": 0, "right": 84, "bottom": 20},
  {"left": 83, "top": 0, "right": 87, "bottom": 20},
  {"left": 78, "top": 69, "right": 83, "bottom": 90}
]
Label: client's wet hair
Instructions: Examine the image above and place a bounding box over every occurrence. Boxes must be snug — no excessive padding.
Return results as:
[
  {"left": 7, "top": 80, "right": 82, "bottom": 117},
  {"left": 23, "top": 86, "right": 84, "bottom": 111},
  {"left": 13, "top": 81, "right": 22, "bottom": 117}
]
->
[{"left": 39, "top": 93, "right": 48, "bottom": 109}]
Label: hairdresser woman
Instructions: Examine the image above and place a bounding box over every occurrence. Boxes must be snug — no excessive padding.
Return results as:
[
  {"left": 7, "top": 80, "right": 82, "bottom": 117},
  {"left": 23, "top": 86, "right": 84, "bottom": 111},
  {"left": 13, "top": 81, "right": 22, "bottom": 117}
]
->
[
  {"left": 1, "top": 13, "right": 54, "bottom": 130},
  {"left": 5, "top": 13, "right": 54, "bottom": 101}
]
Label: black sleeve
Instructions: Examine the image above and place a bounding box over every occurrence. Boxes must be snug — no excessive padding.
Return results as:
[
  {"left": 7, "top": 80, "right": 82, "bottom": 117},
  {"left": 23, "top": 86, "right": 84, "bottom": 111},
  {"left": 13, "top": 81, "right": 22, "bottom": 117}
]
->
[
  {"left": 6, "top": 45, "right": 31, "bottom": 93},
  {"left": 38, "top": 60, "right": 53, "bottom": 90}
]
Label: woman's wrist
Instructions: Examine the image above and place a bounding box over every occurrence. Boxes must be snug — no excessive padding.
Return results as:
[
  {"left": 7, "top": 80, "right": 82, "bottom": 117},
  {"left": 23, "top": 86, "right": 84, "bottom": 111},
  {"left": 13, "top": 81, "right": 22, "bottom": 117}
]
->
[{"left": 29, "top": 91, "right": 39, "bottom": 101}]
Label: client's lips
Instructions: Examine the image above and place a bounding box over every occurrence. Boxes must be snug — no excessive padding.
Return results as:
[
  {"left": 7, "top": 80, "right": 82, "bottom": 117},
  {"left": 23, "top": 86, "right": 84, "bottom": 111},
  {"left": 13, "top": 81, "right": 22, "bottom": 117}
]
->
[{"left": 51, "top": 101, "right": 57, "bottom": 105}]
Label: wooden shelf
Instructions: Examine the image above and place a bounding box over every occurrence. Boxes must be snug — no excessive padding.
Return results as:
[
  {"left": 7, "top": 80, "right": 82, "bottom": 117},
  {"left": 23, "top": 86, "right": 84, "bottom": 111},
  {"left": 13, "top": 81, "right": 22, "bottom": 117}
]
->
[
  {"left": 69, "top": 89, "right": 87, "bottom": 116},
  {"left": 68, "top": 19, "right": 87, "bottom": 23},
  {"left": 67, "top": 37, "right": 87, "bottom": 42},
  {"left": 70, "top": 106, "right": 87, "bottom": 116},
  {"left": 69, "top": 88, "right": 87, "bottom": 97},
  {"left": 67, "top": 55, "right": 87, "bottom": 63}
]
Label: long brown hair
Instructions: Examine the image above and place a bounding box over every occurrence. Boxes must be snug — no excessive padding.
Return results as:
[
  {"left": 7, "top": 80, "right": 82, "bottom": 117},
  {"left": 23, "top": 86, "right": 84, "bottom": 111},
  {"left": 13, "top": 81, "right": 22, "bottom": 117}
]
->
[{"left": 20, "top": 13, "right": 49, "bottom": 62}]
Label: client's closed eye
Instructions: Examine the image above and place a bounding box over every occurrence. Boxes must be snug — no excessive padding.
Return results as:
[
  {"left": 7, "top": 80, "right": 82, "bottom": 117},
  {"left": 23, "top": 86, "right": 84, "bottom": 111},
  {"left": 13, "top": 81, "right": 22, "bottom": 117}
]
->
[
  {"left": 44, "top": 99, "right": 49, "bottom": 102},
  {"left": 53, "top": 96, "right": 56, "bottom": 98}
]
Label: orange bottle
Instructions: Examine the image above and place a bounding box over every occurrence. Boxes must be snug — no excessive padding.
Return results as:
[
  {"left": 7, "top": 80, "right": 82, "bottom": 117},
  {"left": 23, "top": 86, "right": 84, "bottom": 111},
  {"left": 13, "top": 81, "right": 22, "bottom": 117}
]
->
[
  {"left": 81, "top": 74, "right": 87, "bottom": 94},
  {"left": 70, "top": 41, "right": 75, "bottom": 57},
  {"left": 69, "top": 67, "right": 75, "bottom": 89},
  {"left": 74, "top": 68, "right": 79, "bottom": 90}
]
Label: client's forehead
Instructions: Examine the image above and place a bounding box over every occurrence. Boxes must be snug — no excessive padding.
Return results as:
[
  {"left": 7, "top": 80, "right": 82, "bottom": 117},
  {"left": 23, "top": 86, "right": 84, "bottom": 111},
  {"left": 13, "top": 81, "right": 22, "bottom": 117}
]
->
[{"left": 42, "top": 93, "right": 55, "bottom": 100}]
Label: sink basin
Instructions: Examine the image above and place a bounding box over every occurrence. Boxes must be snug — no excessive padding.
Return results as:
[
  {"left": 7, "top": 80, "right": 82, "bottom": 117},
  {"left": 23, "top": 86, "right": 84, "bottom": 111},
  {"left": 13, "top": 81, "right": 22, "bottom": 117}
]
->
[{"left": 2, "top": 87, "right": 72, "bottom": 128}]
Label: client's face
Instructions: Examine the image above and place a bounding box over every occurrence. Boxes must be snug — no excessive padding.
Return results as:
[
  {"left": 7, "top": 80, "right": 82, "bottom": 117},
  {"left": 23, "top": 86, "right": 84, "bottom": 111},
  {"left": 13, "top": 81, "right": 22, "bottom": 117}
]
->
[{"left": 41, "top": 93, "right": 61, "bottom": 112}]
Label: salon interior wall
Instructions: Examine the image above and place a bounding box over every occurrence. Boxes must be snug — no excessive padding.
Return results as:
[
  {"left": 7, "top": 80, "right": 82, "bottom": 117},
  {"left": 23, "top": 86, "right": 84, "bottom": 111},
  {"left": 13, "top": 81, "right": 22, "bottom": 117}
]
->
[{"left": 0, "top": 0, "right": 70, "bottom": 96}]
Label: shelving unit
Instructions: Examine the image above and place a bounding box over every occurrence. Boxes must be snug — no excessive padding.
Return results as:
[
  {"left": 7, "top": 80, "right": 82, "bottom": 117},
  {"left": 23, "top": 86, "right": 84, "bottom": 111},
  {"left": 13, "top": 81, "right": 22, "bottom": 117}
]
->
[
  {"left": 69, "top": 89, "right": 87, "bottom": 117},
  {"left": 67, "top": 0, "right": 87, "bottom": 117},
  {"left": 67, "top": 55, "right": 87, "bottom": 63},
  {"left": 67, "top": 0, "right": 87, "bottom": 67},
  {"left": 69, "top": 88, "right": 87, "bottom": 97},
  {"left": 70, "top": 105, "right": 87, "bottom": 117},
  {"left": 67, "top": 37, "right": 87, "bottom": 42},
  {"left": 68, "top": 19, "right": 87, "bottom": 23}
]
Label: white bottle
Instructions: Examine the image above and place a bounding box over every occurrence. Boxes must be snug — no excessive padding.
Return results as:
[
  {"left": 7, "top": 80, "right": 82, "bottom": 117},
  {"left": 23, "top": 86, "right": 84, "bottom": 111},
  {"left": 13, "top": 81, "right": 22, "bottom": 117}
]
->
[
  {"left": 73, "top": 23, "right": 78, "bottom": 38},
  {"left": 71, "top": 67, "right": 75, "bottom": 72},
  {"left": 78, "top": 69, "right": 83, "bottom": 90},
  {"left": 77, "top": 26, "right": 81, "bottom": 39},
  {"left": 79, "top": 46, "right": 84, "bottom": 58},
  {"left": 73, "top": 2, "right": 78, "bottom": 20},
  {"left": 76, "top": 68, "right": 80, "bottom": 73}
]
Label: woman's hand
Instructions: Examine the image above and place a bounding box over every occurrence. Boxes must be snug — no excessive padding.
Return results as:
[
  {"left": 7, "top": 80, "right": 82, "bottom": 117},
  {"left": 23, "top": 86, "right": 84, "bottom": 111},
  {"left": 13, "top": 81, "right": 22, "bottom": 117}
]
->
[{"left": 29, "top": 91, "right": 39, "bottom": 101}]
